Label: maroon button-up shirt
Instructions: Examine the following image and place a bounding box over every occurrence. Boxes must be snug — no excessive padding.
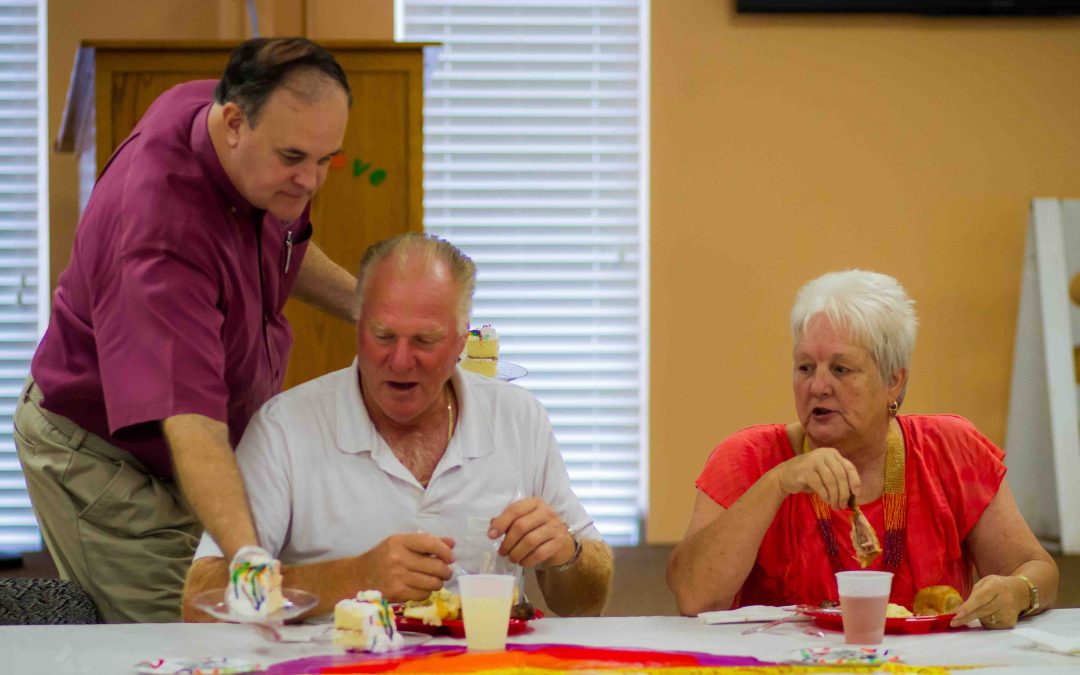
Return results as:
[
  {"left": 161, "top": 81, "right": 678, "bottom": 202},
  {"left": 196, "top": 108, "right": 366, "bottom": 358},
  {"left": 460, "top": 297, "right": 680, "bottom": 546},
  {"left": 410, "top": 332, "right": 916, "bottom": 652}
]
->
[{"left": 32, "top": 80, "right": 311, "bottom": 478}]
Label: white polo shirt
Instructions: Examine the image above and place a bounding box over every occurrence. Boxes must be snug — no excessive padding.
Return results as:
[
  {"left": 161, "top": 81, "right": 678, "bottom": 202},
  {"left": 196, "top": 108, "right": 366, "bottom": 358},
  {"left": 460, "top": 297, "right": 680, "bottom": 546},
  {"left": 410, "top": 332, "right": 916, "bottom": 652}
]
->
[{"left": 194, "top": 362, "right": 599, "bottom": 572}]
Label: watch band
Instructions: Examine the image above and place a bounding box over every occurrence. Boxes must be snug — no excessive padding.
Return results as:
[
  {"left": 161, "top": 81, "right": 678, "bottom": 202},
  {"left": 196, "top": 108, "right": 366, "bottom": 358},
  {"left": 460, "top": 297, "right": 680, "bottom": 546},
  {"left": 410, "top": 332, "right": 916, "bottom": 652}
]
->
[
  {"left": 1017, "top": 574, "right": 1040, "bottom": 617},
  {"left": 550, "top": 534, "right": 583, "bottom": 572}
]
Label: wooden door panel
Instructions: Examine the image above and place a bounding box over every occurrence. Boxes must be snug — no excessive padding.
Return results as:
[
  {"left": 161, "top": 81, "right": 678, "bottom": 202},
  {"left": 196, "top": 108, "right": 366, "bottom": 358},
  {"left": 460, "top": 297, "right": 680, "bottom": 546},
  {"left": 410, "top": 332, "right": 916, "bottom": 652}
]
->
[
  {"left": 282, "top": 68, "right": 419, "bottom": 387},
  {"left": 110, "top": 71, "right": 222, "bottom": 148}
]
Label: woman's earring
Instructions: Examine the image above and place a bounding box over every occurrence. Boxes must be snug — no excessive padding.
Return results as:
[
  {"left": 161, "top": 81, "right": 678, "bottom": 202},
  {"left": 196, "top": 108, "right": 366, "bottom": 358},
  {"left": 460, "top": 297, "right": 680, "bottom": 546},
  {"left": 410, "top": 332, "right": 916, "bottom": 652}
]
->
[{"left": 888, "top": 400, "right": 899, "bottom": 416}]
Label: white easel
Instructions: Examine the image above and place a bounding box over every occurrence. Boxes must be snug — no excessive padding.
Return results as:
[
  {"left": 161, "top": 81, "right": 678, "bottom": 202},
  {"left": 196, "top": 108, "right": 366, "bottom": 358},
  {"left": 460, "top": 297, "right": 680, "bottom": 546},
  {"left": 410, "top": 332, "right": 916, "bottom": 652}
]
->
[{"left": 1005, "top": 198, "right": 1080, "bottom": 554}]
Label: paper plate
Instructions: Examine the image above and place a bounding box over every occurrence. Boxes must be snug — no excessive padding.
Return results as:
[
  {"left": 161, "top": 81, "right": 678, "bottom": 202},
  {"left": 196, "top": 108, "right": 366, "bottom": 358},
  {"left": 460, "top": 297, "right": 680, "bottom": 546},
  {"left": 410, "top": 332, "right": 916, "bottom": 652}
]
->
[
  {"left": 395, "top": 608, "right": 543, "bottom": 638},
  {"left": 797, "top": 606, "right": 961, "bottom": 634},
  {"left": 134, "top": 658, "right": 261, "bottom": 674},
  {"left": 786, "top": 646, "right": 900, "bottom": 666}
]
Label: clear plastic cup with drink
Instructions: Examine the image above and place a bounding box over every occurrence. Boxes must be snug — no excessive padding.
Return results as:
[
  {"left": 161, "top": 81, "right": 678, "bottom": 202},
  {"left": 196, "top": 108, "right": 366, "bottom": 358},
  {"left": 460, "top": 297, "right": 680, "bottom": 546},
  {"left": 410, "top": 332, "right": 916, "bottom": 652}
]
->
[
  {"left": 835, "top": 570, "right": 893, "bottom": 645},
  {"left": 458, "top": 573, "right": 515, "bottom": 651}
]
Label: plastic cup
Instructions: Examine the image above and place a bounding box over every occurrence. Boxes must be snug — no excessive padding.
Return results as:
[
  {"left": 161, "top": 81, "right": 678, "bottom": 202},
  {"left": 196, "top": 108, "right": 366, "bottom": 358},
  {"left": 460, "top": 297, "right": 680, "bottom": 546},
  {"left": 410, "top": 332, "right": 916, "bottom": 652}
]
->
[
  {"left": 463, "top": 517, "right": 524, "bottom": 599},
  {"left": 458, "top": 573, "right": 514, "bottom": 651},
  {"left": 836, "top": 571, "right": 893, "bottom": 644}
]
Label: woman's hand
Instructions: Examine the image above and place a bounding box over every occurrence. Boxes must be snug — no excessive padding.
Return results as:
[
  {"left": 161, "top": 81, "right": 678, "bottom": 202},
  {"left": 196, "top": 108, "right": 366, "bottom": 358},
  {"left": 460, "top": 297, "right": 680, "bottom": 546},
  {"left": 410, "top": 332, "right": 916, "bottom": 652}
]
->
[
  {"left": 950, "top": 575, "right": 1029, "bottom": 630},
  {"left": 774, "top": 447, "right": 861, "bottom": 510}
]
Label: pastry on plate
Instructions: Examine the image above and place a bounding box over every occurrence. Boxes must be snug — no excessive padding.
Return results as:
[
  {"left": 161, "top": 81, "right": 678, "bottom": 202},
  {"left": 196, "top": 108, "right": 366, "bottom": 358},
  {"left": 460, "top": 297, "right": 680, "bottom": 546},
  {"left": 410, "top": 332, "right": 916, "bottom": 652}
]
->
[
  {"left": 402, "top": 588, "right": 461, "bottom": 626},
  {"left": 913, "top": 585, "right": 962, "bottom": 616}
]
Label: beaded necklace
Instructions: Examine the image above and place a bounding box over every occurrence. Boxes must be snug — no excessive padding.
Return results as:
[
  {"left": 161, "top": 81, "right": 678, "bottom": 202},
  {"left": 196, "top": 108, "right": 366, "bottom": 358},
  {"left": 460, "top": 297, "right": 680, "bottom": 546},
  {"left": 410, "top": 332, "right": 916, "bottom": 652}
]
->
[{"left": 800, "top": 422, "right": 907, "bottom": 571}]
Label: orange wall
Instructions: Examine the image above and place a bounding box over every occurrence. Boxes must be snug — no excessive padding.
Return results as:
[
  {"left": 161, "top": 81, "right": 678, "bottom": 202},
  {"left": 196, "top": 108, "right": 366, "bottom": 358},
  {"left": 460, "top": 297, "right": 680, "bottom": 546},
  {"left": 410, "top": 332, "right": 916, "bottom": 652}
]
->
[
  {"left": 648, "top": 3, "right": 1080, "bottom": 542},
  {"left": 47, "top": 0, "right": 393, "bottom": 288}
]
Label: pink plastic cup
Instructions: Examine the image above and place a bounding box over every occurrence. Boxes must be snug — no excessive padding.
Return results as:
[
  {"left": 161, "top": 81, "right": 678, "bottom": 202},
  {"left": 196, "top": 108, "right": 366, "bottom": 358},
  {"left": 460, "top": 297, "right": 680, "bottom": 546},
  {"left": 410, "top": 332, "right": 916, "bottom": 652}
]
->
[{"left": 836, "top": 571, "right": 893, "bottom": 644}]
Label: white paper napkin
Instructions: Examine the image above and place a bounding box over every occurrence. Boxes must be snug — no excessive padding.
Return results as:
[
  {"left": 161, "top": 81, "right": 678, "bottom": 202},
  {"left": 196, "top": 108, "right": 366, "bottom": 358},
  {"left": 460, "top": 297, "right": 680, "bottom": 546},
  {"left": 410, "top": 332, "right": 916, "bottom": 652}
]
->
[
  {"left": 1014, "top": 627, "right": 1080, "bottom": 655},
  {"left": 697, "top": 605, "right": 800, "bottom": 625}
]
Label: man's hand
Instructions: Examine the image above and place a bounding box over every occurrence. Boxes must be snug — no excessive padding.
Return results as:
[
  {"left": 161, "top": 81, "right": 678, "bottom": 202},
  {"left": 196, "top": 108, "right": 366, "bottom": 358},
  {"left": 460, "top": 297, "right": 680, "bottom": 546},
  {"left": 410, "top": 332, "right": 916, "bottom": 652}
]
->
[
  {"left": 357, "top": 533, "right": 456, "bottom": 602},
  {"left": 774, "top": 446, "right": 861, "bottom": 510},
  {"left": 489, "top": 497, "right": 576, "bottom": 568}
]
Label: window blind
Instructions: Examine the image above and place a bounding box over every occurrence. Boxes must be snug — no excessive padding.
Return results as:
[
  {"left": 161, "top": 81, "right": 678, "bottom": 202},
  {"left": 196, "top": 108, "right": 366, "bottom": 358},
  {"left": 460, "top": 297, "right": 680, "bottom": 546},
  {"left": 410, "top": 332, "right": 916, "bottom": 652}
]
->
[
  {"left": 398, "top": 0, "right": 648, "bottom": 545},
  {"left": 0, "top": 0, "right": 42, "bottom": 555}
]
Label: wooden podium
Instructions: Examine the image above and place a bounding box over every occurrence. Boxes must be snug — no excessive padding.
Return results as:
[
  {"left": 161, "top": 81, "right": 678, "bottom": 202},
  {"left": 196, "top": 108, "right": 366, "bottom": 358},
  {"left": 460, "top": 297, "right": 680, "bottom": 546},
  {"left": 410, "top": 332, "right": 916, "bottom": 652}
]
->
[{"left": 56, "top": 40, "right": 429, "bottom": 389}]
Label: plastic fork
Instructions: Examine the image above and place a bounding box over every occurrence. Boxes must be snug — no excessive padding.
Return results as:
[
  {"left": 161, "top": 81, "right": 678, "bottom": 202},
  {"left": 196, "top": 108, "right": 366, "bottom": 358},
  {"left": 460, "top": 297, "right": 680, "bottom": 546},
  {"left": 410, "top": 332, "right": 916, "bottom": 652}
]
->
[{"left": 741, "top": 611, "right": 802, "bottom": 635}]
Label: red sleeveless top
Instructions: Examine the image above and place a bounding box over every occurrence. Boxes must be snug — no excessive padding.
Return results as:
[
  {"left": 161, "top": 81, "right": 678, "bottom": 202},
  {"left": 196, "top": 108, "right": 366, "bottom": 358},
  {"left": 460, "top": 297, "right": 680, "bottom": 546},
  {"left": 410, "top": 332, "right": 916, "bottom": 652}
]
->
[{"left": 695, "top": 415, "right": 1005, "bottom": 608}]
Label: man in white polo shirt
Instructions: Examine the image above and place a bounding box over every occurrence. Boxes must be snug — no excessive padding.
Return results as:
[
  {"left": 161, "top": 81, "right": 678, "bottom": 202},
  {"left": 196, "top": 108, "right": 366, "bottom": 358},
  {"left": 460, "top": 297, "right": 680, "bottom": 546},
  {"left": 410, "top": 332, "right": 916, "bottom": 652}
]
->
[{"left": 181, "top": 233, "right": 613, "bottom": 619}]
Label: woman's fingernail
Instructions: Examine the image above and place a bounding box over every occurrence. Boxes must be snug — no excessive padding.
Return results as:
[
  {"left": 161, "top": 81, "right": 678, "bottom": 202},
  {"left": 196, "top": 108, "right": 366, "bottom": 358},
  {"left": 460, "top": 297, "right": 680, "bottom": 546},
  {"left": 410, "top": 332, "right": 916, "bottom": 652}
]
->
[{"left": 488, "top": 528, "right": 498, "bottom": 538}]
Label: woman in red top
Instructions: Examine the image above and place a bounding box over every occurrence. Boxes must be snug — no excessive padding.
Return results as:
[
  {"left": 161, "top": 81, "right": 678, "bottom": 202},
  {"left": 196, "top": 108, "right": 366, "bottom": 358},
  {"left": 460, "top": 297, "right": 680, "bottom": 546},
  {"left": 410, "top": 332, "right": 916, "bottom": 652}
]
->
[{"left": 666, "top": 270, "right": 1058, "bottom": 630}]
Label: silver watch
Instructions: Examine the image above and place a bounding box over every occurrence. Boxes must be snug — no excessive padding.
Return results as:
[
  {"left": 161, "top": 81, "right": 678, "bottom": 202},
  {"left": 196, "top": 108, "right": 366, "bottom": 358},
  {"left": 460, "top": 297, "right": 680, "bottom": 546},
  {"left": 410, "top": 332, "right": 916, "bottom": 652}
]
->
[{"left": 550, "top": 535, "right": 583, "bottom": 572}]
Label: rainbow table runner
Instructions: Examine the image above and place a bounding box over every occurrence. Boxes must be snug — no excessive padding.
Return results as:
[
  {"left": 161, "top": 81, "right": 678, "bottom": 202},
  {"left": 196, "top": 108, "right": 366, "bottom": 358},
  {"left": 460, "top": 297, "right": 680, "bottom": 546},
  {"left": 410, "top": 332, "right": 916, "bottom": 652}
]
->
[{"left": 264, "top": 643, "right": 965, "bottom": 674}]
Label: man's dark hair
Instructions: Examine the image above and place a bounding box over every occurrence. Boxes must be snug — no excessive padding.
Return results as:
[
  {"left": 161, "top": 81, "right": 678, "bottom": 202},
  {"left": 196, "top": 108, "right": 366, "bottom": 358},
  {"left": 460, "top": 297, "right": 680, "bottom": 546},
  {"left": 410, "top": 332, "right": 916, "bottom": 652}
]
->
[{"left": 214, "top": 37, "right": 352, "bottom": 126}]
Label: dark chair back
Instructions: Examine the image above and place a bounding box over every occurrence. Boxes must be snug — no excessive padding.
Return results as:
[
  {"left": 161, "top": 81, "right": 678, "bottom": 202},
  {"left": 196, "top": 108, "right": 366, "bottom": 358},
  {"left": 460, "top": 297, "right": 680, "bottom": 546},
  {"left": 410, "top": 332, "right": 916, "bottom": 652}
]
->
[{"left": 0, "top": 578, "right": 101, "bottom": 625}]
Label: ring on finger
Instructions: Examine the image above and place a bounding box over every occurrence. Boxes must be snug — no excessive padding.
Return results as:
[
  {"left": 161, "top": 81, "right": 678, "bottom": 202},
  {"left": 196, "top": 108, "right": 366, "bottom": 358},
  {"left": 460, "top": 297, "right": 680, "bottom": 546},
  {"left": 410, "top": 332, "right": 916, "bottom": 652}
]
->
[{"left": 987, "top": 613, "right": 997, "bottom": 625}]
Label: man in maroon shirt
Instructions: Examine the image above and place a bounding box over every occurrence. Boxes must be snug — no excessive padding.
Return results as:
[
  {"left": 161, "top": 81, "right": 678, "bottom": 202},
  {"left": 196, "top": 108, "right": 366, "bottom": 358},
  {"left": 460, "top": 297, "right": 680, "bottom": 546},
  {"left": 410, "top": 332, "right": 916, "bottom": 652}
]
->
[{"left": 14, "top": 38, "right": 358, "bottom": 622}]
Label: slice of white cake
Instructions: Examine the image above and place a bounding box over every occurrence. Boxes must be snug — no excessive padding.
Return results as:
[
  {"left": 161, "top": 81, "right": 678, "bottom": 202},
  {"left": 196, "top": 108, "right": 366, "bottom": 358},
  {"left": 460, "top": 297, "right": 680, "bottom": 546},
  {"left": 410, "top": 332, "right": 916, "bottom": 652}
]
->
[
  {"left": 226, "top": 550, "right": 284, "bottom": 619},
  {"left": 334, "top": 590, "right": 404, "bottom": 653},
  {"left": 461, "top": 325, "right": 498, "bottom": 377}
]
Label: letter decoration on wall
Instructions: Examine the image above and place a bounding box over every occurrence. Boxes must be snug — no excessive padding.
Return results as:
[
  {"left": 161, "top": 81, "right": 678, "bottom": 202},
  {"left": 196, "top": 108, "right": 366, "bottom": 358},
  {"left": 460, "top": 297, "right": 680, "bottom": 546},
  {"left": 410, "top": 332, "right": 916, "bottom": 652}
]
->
[{"left": 329, "top": 154, "right": 388, "bottom": 186}]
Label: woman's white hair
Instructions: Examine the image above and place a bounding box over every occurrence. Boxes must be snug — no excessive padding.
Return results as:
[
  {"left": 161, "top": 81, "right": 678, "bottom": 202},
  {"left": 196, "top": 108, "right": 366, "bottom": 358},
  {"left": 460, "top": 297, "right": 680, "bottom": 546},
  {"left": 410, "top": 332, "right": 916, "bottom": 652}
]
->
[{"left": 790, "top": 270, "right": 918, "bottom": 385}]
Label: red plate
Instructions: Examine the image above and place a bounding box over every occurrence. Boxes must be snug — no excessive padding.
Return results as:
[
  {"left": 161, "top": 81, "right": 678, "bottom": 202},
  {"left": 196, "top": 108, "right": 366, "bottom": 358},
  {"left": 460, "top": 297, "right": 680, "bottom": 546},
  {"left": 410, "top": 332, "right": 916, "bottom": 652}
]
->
[
  {"left": 395, "top": 609, "right": 543, "bottom": 638},
  {"left": 797, "top": 607, "right": 961, "bottom": 634}
]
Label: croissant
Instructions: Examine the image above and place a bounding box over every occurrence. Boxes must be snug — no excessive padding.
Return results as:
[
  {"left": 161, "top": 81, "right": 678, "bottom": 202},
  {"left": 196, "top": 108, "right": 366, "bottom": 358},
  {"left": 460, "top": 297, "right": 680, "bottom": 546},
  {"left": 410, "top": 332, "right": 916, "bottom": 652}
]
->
[{"left": 913, "top": 585, "right": 962, "bottom": 616}]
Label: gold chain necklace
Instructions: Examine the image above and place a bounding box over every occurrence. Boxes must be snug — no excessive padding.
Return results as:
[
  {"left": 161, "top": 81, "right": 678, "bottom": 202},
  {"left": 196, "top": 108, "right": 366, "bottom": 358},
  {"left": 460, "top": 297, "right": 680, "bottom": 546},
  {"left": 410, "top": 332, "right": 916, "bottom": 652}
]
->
[
  {"left": 447, "top": 386, "right": 455, "bottom": 444},
  {"left": 419, "top": 387, "right": 454, "bottom": 489}
]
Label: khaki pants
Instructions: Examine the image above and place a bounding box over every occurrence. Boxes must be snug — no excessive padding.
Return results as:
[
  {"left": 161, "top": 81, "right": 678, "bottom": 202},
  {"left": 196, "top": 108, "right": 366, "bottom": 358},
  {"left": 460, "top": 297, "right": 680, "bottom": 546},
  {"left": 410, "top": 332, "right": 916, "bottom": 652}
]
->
[{"left": 13, "top": 378, "right": 202, "bottom": 623}]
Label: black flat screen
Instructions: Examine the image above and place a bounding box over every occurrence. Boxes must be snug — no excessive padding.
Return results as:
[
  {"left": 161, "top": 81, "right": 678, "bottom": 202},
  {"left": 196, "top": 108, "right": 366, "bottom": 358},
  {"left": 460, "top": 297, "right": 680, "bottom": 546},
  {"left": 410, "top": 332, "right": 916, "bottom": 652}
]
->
[{"left": 736, "top": 0, "right": 1080, "bottom": 14}]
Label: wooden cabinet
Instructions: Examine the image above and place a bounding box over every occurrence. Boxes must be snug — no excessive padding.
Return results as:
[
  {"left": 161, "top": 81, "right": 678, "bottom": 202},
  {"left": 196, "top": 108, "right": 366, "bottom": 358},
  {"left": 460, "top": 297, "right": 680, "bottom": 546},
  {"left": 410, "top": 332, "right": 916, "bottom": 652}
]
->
[{"left": 56, "top": 40, "right": 428, "bottom": 389}]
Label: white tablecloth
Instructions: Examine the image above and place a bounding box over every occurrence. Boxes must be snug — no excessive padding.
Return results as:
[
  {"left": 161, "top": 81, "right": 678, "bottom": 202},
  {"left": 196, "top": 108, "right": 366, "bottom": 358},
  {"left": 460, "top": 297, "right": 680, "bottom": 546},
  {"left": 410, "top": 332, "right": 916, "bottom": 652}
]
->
[{"left": 3, "top": 610, "right": 1079, "bottom": 674}]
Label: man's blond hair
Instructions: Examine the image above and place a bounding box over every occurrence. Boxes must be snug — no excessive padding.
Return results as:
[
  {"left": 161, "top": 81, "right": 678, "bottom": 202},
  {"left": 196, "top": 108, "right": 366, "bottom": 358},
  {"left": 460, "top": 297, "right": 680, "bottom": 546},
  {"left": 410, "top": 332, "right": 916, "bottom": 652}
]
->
[{"left": 355, "top": 233, "right": 476, "bottom": 332}]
